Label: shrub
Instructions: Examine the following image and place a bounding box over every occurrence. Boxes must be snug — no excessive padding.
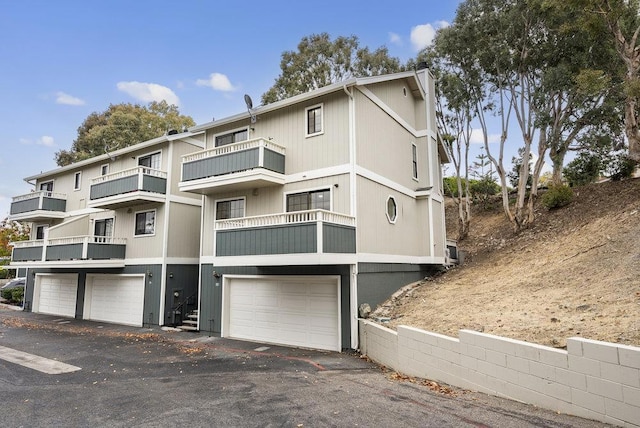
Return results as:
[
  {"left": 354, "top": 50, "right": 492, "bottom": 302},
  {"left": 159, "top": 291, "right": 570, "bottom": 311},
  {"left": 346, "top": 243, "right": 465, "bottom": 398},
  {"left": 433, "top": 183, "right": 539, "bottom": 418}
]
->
[
  {"left": 563, "top": 153, "right": 601, "bottom": 187},
  {"left": 607, "top": 153, "right": 637, "bottom": 181},
  {"left": 11, "top": 288, "right": 24, "bottom": 303},
  {"left": 541, "top": 184, "right": 574, "bottom": 209},
  {"left": 1, "top": 289, "right": 13, "bottom": 301}
]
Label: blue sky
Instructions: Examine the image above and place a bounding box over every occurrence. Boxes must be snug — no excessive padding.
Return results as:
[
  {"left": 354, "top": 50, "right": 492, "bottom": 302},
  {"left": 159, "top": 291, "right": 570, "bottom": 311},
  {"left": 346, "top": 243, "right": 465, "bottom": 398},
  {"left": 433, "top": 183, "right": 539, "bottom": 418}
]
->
[{"left": 0, "top": 0, "right": 462, "bottom": 218}]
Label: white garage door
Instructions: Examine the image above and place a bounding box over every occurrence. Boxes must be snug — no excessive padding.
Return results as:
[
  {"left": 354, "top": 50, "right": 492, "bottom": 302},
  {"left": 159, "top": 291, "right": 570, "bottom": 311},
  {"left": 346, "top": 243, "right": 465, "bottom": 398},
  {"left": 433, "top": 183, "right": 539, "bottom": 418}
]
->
[
  {"left": 35, "top": 274, "right": 78, "bottom": 318},
  {"left": 85, "top": 275, "right": 145, "bottom": 327},
  {"left": 226, "top": 276, "right": 340, "bottom": 351}
]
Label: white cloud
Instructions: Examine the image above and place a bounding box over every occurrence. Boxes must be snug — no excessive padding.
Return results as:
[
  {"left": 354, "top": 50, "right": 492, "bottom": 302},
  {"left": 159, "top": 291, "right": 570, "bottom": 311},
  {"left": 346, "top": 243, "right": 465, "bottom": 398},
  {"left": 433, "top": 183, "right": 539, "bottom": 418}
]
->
[
  {"left": 410, "top": 21, "right": 449, "bottom": 51},
  {"left": 116, "top": 81, "right": 180, "bottom": 106},
  {"left": 55, "top": 91, "right": 85, "bottom": 106},
  {"left": 470, "top": 129, "right": 501, "bottom": 145},
  {"left": 388, "top": 32, "right": 402, "bottom": 46},
  {"left": 19, "top": 136, "right": 55, "bottom": 147},
  {"left": 196, "top": 73, "right": 236, "bottom": 92}
]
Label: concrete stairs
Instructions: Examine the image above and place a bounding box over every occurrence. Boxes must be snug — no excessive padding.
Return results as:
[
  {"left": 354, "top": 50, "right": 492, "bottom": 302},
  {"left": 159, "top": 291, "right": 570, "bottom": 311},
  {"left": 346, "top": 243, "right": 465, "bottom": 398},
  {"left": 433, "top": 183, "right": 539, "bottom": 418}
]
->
[{"left": 178, "top": 309, "right": 199, "bottom": 332}]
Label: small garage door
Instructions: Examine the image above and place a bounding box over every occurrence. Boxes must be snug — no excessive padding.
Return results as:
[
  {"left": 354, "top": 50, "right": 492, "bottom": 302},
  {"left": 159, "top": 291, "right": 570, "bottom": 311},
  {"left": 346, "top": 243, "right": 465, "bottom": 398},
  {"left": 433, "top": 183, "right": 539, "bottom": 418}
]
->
[
  {"left": 225, "top": 276, "right": 340, "bottom": 351},
  {"left": 84, "top": 275, "right": 145, "bottom": 326},
  {"left": 35, "top": 274, "right": 78, "bottom": 318}
]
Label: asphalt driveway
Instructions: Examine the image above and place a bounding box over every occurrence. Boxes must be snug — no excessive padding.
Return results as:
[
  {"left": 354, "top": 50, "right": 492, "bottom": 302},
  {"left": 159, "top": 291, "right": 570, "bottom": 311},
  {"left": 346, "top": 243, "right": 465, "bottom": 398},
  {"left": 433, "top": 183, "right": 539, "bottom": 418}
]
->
[{"left": 0, "top": 308, "right": 611, "bottom": 428}]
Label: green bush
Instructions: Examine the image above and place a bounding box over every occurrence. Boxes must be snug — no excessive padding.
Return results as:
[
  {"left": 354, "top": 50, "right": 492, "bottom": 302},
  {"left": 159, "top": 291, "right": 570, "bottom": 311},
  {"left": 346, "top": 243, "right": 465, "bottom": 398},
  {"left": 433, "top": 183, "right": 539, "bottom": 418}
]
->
[
  {"left": 541, "top": 184, "right": 574, "bottom": 209},
  {"left": 563, "top": 153, "right": 601, "bottom": 186},
  {"left": 608, "top": 154, "right": 637, "bottom": 181},
  {"left": 1, "top": 289, "right": 13, "bottom": 301},
  {"left": 11, "top": 288, "right": 24, "bottom": 303}
]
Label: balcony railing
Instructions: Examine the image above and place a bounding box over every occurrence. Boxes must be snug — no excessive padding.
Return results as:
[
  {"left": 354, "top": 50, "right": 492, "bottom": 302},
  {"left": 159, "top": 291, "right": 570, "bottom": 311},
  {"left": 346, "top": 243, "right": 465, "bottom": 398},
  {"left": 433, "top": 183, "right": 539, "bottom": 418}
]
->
[
  {"left": 214, "top": 210, "right": 356, "bottom": 257},
  {"left": 89, "top": 166, "right": 167, "bottom": 208},
  {"left": 9, "top": 191, "right": 67, "bottom": 218},
  {"left": 11, "top": 236, "right": 126, "bottom": 263},
  {"left": 180, "top": 138, "right": 286, "bottom": 187}
]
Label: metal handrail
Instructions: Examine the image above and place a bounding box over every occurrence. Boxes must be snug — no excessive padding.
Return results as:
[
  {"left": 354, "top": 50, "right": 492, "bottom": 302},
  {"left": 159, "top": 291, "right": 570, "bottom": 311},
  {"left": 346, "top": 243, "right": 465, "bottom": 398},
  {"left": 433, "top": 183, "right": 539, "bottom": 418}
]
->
[{"left": 170, "top": 293, "right": 197, "bottom": 326}]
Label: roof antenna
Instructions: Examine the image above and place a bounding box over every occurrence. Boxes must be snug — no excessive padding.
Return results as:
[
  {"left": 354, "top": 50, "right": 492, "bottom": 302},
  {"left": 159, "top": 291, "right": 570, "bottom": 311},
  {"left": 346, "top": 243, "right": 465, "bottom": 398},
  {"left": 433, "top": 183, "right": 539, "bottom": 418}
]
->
[
  {"left": 244, "top": 94, "right": 256, "bottom": 124},
  {"left": 104, "top": 141, "right": 119, "bottom": 161}
]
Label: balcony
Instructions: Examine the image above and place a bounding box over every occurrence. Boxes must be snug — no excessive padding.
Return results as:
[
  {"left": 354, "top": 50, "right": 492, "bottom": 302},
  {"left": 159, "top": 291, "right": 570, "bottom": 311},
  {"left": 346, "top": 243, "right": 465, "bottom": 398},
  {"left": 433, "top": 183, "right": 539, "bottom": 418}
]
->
[
  {"left": 89, "top": 166, "right": 167, "bottom": 209},
  {"left": 11, "top": 236, "right": 126, "bottom": 268},
  {"left": 179, "top": 138, "right": 285, "bottom": 194},
  {"left": 214, "top": 210, "right": 356, "bottom": 259},
  {"left": 9, "top": 191, "right": 67, "bottom": 222}
]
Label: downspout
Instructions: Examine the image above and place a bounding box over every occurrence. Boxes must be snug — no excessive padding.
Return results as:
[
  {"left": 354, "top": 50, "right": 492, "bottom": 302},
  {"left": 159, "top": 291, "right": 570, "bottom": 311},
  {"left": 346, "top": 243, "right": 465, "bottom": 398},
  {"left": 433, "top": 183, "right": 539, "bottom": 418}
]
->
[{"left": 344, "top": 84, "right": 359, "bottom": 350}]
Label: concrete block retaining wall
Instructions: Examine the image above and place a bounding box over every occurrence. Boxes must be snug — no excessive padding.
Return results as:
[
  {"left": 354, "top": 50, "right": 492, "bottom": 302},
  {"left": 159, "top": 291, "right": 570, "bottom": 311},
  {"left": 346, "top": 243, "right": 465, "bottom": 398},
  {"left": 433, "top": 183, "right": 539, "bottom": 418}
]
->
[{"left": 359, "top": 320, "right": 640, "bottom": 427}]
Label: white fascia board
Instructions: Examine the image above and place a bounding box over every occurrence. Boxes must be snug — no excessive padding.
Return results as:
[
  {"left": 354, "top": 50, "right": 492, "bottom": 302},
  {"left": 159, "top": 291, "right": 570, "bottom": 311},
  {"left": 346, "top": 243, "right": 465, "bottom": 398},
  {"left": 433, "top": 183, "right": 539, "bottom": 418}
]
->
[
  {"left": 357, "top": 253, "right": 446, "bottom": 265},
  {"left": 200, "top": 253, "right": 358, "bottom": 266},
  {"left": 24, "top": 131, "right": 204, "bottom": 182},
  {"left": 190, "top": 79, "right": 359, "bottom": 133},
  {"left": 10, "top": 259, "right": 125, "bottom": 269},
  {"left": 355, "top": 71, "right": 426, "bottom": 99}
]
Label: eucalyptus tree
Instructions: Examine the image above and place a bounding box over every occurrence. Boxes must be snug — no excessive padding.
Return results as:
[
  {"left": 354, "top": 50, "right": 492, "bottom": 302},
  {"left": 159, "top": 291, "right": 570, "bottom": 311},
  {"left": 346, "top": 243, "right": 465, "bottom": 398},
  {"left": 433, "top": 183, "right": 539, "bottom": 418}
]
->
[
  {"left": 261, "top": 33, "right": 404, "bottom": 104},
  {"left": 55, "top": 101, "right": 195, "bottom": 166}
]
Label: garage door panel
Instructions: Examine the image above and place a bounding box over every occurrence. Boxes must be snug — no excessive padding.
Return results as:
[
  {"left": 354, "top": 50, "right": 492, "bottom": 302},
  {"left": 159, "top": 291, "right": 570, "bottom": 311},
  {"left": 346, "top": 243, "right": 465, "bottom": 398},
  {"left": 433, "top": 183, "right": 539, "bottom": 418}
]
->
[
  {"left": 36, "top": 275, "right": 78, "bottom": 318},
  {"left": 227, "top": 276, "right": 339, "bottom": 351},
  {"left": 86, "top": 276, "right": 144, "bottom": 327}
]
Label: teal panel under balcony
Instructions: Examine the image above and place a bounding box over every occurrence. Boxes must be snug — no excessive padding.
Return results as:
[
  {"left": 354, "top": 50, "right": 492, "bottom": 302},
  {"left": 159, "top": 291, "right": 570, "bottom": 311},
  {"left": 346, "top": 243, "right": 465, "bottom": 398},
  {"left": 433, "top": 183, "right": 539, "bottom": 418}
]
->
[
  {"left": 87, "top": 243, "right": 126, "bottom": 259},
  {"left": 216, "top": 223, "right": 317, "bottom": 256},
  {"left": 46, "top": 244, "right": 83, "bottom": 260},
  {"left": 182, "top": 148, "right": 285, "bottom": 182},
  {"left": 10, "top": 196, "right": 66, "bottom": 215},
  {"left": 90, "top": 175, "right": 166, "bottom": 200},
  {"left": 12, "top": 246, "right": 44, "bottom": 262},
  {"left": 323, "top": 224, "right": 356, "bottom": 253}
]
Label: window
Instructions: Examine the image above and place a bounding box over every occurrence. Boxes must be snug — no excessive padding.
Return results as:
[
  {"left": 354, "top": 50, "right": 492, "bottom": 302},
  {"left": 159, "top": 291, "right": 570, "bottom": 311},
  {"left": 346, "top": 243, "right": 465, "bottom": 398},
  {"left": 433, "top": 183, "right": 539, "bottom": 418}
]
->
[
  {"left": 35, "top": 225, "right": 48, "bottom": 240},
  {"left": 215, "top": 129, "right": 248, "bottom": 147},
  {"left": 412, "top": 143, "right": 418, "bottom": 180},
  {"left": 39, "top": 181, "right": 53, "bottom": 193},
  {"left": 386, "top": 196, "right": 397, "bottom": 224},
  {"left": 135, "top": 210, "right": 156, "bottom": 236},
  {"left": 138, "top": 152, "right": 161, "bottom": 170},
  {"left": 94, "top": 218, "right": 114, "bottom": 243},
  {"left": 305, "top": 104, "right": 323, "bottom": 136},
  {"left": 215, "top": 198, "right": 245, "bottom": 220},
  {"left": 286, "top": 189, "right": 330, "bottom": 212},
  {"left": 74, "top": 172, "right": 82, "bottom": 190},
  {"left": 101, "top": 164, "right": 109, "bottom": 176}
]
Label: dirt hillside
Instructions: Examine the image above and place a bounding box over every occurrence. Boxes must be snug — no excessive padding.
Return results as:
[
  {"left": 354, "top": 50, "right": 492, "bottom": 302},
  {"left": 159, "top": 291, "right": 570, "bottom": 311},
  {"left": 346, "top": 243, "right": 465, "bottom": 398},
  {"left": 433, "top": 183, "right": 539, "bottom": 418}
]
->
[{"left": 375, "top": 178, "right": 640, "bottom": 348}]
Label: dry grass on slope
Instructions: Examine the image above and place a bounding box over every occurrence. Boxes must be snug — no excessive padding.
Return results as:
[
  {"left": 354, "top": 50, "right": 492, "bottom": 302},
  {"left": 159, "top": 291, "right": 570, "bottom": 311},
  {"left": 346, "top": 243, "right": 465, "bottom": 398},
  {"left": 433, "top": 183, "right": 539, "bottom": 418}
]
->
[{"left": 378, "top": 179, "right": 640, "bottom": 348}]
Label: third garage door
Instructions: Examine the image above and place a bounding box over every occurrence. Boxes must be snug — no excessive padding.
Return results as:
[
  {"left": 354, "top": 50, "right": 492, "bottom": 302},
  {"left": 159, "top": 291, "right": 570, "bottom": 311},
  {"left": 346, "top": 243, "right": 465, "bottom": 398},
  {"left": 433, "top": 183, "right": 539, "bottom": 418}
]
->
[
  {"left": 84, "top": 275, "right": 145, "bottom": 327},
  {"left": 225, "top": 276, "right": 340, "bottom": 351}
]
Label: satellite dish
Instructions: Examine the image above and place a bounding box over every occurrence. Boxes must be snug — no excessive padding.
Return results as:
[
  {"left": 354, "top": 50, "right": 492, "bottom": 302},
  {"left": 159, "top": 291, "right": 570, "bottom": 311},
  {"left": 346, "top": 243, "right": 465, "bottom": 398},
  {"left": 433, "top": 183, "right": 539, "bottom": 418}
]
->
[
  {"left": 244, "top": 94, "right": 253, "bottom": 110},
  {"left": 244, "top": 94, "right": 256, "bottom": 124}
]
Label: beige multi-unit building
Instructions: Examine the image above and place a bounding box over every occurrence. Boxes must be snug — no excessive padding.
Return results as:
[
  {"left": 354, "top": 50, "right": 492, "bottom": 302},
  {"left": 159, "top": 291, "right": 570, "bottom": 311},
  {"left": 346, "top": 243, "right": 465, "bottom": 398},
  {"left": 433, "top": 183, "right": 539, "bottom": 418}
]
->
[{"left": 9, "top": 68, "right": 450, "bottom": 351}]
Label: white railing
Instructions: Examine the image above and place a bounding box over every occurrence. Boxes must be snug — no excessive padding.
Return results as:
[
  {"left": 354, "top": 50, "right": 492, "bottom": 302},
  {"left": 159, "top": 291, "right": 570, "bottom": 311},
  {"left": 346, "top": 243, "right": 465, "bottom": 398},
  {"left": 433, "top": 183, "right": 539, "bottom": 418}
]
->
[
  {"left": 215, "top": 209, "right": 356, "bottom": 230},
  {"left": 90, "top": 166, "right": 167, "bottom": 185},
  {"left": 10, "top": 240, "right": 44, "bottom": 248},
  {"left": 47, "top": 235, "right": 127, "bottom": 246},
  {"left": 182, "top": 138, "right": 286, "bottom": 163},
  {"left": 12, "top": 191, "right": 66, "bottom": 202}
]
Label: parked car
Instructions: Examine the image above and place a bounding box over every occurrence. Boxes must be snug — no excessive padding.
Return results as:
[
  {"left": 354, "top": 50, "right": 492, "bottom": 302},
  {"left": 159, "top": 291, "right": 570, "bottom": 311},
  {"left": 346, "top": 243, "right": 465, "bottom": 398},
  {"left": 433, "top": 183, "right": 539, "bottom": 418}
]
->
[{"left": 1, "top": 277, "right": 25, "bottom": 290}]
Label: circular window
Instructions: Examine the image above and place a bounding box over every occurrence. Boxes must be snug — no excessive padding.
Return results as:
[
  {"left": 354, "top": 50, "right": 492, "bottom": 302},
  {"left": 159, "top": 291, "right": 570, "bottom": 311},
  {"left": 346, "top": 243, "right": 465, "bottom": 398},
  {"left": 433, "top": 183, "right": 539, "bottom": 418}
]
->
[{"left": 386, "top": 196, "right": 397, "bottom": 223}]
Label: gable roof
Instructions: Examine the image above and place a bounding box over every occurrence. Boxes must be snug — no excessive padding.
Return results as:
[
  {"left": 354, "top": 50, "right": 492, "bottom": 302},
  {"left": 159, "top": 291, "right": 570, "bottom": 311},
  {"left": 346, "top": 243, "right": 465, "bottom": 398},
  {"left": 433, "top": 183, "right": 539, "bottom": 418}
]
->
[
  {"left": 24, "top": 131, "right": 204, "bottom": 183},
  {"left": 190, "top": 71, "right": 427, "bottom": 132}
]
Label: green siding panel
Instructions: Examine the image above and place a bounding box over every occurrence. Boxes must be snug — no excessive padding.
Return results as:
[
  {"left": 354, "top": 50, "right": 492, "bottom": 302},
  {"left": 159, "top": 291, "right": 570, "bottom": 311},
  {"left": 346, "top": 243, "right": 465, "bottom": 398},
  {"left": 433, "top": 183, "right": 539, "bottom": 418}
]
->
[
  {"left": 323, "top": 224, "right": 356, "bottom": 253},
  {"left": 216, "top": 224, "right": 317, "bottom": 256},
  {"left": 86, "top": 244, "right": 126, "bottom": 259},
  {"left": 142, "top": 175, "right": 167, "bottom": 194},
  {"left": 46, "top": 244, "right": 83, "bottom": 260},
  {"left": 90, "top": 175, "right": 166, "bottom": 200},
  {"left": 263, "top": 149, "right": 285, "bottom": 173},
  {"left": 10, "top": 197, "right": 66, "bottom": 215},
  {"left": 42, "top": 197, "right": 67, "bottom": 212},
  {"left": 12, "top": 246, "right": 43, "bottom": 262}
]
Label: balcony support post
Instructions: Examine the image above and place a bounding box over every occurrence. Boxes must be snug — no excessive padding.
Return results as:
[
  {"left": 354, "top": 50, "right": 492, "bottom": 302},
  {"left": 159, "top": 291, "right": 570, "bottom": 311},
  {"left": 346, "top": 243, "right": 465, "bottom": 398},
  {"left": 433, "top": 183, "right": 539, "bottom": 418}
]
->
[
  {"left": 258, "top": 139, "right": 265, "bottom": 168},
  {"left": 82, "top": 237, "right": 89, "bottom": 259},
  {"left": 316, "top": 211, "right": 323, "bottom": 254}
]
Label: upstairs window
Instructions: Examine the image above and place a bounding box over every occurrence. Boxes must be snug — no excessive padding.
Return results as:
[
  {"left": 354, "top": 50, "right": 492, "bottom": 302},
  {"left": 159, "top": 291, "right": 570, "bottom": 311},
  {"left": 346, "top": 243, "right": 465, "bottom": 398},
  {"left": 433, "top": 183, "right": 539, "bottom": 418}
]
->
[
  {"left": 305, "top": 104, "right": 323, "bottom": 137},
  {"left": 35, "top": 225, "right": 48, "bottom": 240},
  {"left": 101, "top": 164, "right": 109, "bottom": 176},
  {"left": 216, "top": 198, "right": 245, "bottom": 220},
  {"left": 135, "top": 210, "right": 156, "bottom": 236},
  {"left": 138, "top": 152, "right": 161, "bottom": 170},
  {"left": 215, "top": 129, "right": 248, "bottom": 147},
  {"left": 286, "top": 189, "right": 330, "bottom": 212},
  {"left": 412, "top": 143, "right": 418, "bottom": 180},
  {"left": 94, "top": 218, "right": 114, "bottom": 243},
  {"left": 39, "top": 181, "right": 53, "bottom": 193},
  {"left": 74, "top": 172, "right": 82, "bottom": 190}
]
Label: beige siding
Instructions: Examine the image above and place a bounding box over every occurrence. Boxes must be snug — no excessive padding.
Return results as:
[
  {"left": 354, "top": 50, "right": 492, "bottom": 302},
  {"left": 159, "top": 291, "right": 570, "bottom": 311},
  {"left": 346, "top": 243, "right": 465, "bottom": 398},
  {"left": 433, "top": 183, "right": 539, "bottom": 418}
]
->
[
  {"left": 365, "top": 79, "right": 421, "bottom": 130},
  {"left": 167, "top": 202, "right": 200, "bottom": 258},
  {"left": 204, "top": 93, "right": 350, "bottom": 175},
  {"left": 356, "top": 176, "right": 430, "bottom": 257},
  {"left": 47, "top": 215, "right": 90, "bottom": 239},
  {"left": 355, "top": 90, "right": 429, "bottom": 190},
  {"left": 169, "top": 140, "right": 204, "bottom": 198},
  {"left": 114, "top": 203, "right": 165, "bottom": 259}
]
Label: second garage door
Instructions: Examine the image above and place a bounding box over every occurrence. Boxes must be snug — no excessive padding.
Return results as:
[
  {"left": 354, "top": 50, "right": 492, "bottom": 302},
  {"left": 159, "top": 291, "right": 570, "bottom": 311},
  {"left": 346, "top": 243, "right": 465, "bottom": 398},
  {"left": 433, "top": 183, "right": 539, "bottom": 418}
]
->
[
  {"left": 84, "top": 275, "right": 145, "bottom": 327},
  {"left": 225, "top": 276, "right": 340, "bottom": 351}
]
